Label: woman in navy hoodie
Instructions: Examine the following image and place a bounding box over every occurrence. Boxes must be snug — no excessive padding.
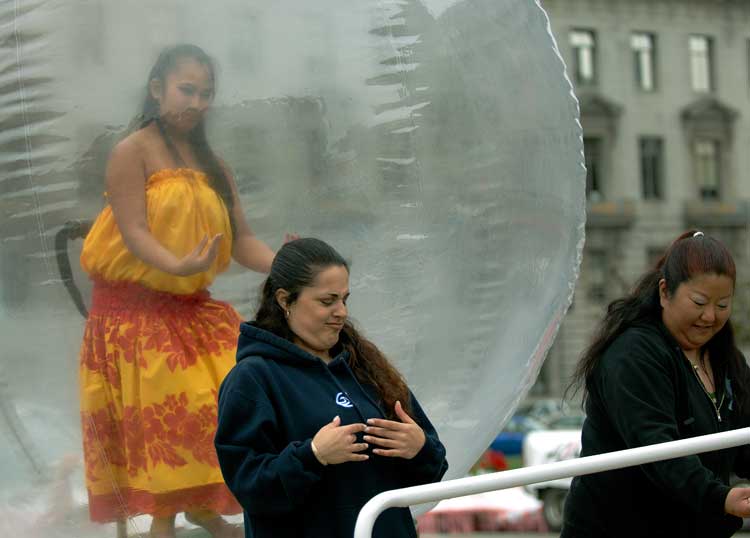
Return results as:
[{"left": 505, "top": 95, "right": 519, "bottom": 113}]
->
[{"left": 215, "top": 238, "right": 448, "bottom": 538}]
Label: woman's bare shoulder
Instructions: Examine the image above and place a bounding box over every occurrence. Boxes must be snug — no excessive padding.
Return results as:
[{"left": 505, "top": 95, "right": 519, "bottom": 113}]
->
[
  {"left": 110, "top": 129, "right": 149, "bottom": 161},
  {"left": 109, "top": 125, "right": 169, "bottom": 174},
  {"left": 104, "top": 130, "right": 152, "bottom": 187}
]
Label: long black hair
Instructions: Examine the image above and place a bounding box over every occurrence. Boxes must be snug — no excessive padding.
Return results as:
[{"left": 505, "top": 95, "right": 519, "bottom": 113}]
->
[
  {"left": 254, "top": 238, "right": 412, "bottom": 419},
  {"left": 568, "top": 230, "right": 746, "bottom": 412},
  {"left": 140, "top": 44, "right": 236, "bottom": 234}
]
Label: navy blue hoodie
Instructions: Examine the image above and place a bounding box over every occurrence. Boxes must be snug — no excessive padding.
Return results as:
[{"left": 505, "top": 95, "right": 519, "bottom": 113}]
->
[{"left": 215, "top": 322, "right": 448, "bottom": 538}]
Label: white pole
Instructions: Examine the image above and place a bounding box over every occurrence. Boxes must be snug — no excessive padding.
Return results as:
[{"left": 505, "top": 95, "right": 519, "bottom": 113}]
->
[{"left": 354, "top": 427, "right": 750, "bottom": 538}]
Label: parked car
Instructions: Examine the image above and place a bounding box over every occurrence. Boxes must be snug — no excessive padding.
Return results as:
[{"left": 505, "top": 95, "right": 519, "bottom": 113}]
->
[
  {"left": 490, "top": 414, "right": 546, "bottom": 457},
  {"left": 522, "top": 424, "right": 582, "bottom": 531},
  {"left": 519, "top": 398, "right": 581, "bottom": 427},
  {"left": 547, "top": 413, "right": 585, "bottom": 430}
]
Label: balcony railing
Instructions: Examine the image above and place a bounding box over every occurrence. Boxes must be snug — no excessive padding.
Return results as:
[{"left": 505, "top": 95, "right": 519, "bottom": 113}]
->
[
  {"left": 684, "top": 199, "right": 750, "bottom": 229},
  {"left": 586, "top": 198, "right": 635, "bottom": 228}
]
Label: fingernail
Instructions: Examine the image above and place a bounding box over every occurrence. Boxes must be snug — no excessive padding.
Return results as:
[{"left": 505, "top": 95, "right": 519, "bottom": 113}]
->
[{"left": 367, "top": 418, "right": 374, "bottom": 424}]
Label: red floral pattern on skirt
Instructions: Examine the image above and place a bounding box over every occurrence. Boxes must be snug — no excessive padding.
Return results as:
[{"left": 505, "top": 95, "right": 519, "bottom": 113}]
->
[{"left": 79, "top": 279, "right": 242, "bottom": 522}]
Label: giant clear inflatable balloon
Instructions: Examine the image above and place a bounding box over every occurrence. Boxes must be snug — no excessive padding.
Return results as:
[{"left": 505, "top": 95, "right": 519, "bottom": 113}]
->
[{"left": 0, "top": 0, "right": 584, "bottom": 535}]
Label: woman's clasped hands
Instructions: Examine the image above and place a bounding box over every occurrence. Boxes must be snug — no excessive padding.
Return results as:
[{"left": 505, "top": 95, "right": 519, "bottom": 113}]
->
[
  {"left": 365, "top": 401, "right": 426, "bottom": 459},
  {"left": 311, "top": 401, "right": 426, "bottom": 466}
]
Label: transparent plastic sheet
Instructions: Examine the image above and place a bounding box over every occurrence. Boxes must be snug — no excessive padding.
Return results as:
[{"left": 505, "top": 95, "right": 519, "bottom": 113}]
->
[{"left": 0, "top": 0, "right": 584, "bottom": 535}]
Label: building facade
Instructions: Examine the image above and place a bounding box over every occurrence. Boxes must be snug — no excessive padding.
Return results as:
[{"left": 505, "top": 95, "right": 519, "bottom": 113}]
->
[{"left": 533, "top": 0, "right": 750, "bottom": 398}]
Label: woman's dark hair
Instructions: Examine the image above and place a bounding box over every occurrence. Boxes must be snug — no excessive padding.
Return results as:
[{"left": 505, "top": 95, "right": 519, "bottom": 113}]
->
[
  {"left": 567, "top": 230, "right": 746, "bottom": 411},
  {"left": 140, "top": 44, "right": 235, "bottom": 233},
  {"left": 255, "top": 238, "right": 411, "bottom": 419}
]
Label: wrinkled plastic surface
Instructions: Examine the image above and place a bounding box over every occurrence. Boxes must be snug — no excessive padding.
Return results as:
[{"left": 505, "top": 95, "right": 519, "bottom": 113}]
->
[{"left": 0, "top": 0, "right": 584, "bottom": 534}]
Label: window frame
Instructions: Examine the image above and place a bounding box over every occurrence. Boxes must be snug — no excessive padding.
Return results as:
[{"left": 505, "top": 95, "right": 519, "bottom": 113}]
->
[
  {"left": 585, "top": 248, "right": 608, "bottom": 303},
  {"left": 570, "top": 29, "right": 598, "bottom": 86},
  {"left": 583, "top": 135, "right": 605, "bottom": 201},
  {"left": 639, "top": 136, "right": 665, "bottom": 200},
  {"left": 689, "top": 34, "right": 715, "bottom": 93},
  {"left": 693, "top": 138, "right": 721, "bottom": 200},
  {"left": 631, "top": 32, "right": 657, "bottom": 92}
]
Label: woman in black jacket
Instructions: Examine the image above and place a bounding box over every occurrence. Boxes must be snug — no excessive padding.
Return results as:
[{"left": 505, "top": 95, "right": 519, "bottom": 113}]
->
[
  {"left": 214, "top": 238, "right": 448, "bottom": 538},
  {"left": 562, "top": 230, "right": 750, "bottom": 537}
]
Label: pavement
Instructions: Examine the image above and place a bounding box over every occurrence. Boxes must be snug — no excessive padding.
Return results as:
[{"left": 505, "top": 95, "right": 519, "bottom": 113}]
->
[
  {"left": 162, "top": 521, "right": 750, "bottom": 538},
  {"left": 139, "top": 524, "right": 750, "bottom": 537},
  {"left": 420, "top": 534, "right": 750, "bottom": 538},
  {"left": 420, "top": 534, "right": 559, "bottom": 538}
]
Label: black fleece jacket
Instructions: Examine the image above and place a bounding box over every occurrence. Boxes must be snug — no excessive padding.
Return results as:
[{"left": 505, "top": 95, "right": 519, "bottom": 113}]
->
[
  {"left": 562, "top": 320, "right": 750, "bottom": 538},
  {"left": 215, "top": 322, "right": 448, "bottom": 538}
]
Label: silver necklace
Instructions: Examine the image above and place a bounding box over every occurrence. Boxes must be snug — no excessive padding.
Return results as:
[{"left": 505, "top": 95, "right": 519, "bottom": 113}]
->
[{"left": 689, "top": 361, "right": 724, "bottom": 422}]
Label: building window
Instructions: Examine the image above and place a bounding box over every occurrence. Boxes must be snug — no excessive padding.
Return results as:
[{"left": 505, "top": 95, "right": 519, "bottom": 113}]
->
[
  {"left": 584, "top": 136, "right": 603, "bottom": 200},
  {"left": 631, "top": 33, "right": 656, "bottom": 91},
  {"left": 570, "top": 30, "right": 597, "bottom": 85},
  {"left": 689, "top": 35, "right": 714, "bottom": 92},
  {"left": 694, "top": 139, "right": 720, "bottom": 200},
  {"left": 586, "top": 250, "right": 608, "bottom": 302},
  {"left": 640, "top": 137, "right": 664, "bottom": 200}
]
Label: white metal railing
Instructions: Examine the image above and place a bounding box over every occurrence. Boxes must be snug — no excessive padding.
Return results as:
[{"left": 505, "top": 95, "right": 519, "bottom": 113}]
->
[{"left": 353, "top": 427, "right": 750, "bottom": 538}]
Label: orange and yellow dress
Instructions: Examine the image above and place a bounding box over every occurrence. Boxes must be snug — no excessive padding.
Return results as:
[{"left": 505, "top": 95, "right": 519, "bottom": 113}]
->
[{"left": 79, "top": 168, "right": 242, "bottom": 522}]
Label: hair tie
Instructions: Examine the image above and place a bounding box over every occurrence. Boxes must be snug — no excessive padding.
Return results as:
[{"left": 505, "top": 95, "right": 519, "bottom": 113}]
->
[{"left": 693, "top": 231, "right": 704, "bottom": 238}]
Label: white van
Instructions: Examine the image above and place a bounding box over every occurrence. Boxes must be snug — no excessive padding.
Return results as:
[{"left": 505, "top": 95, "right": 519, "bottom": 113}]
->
[{"left": 521, "top": 429, "right": 581, "bottom": 531}]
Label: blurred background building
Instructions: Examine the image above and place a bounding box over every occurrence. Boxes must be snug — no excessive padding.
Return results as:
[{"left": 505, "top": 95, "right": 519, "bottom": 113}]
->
[
  {"left": 531, "top": 0, "right": 750, "bottom": 400},
  {"left": 3, "top": 0, "right": 748, "bottom": 400}
]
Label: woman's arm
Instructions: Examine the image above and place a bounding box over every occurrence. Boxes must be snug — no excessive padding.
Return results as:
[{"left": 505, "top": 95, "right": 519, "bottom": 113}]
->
[
  {"left": 215, "top": 367, "right": 325, "bottom": 515},
  {"left": 732, "top": 352, "right": 750, "bottom": 478},
  {"left": 107, "top": 138, "right": 222, "bottom": 276},
  {"left": 219, "top": 161, "right": 276, "bottom": 273},
  {"left": 599, "top": 333, "right": 731, "bottom": 517}
]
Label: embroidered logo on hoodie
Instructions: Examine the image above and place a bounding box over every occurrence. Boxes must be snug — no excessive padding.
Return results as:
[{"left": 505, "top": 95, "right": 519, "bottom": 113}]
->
[{"left": 336, "top": 392, "right": 354, "bottom": 408}]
